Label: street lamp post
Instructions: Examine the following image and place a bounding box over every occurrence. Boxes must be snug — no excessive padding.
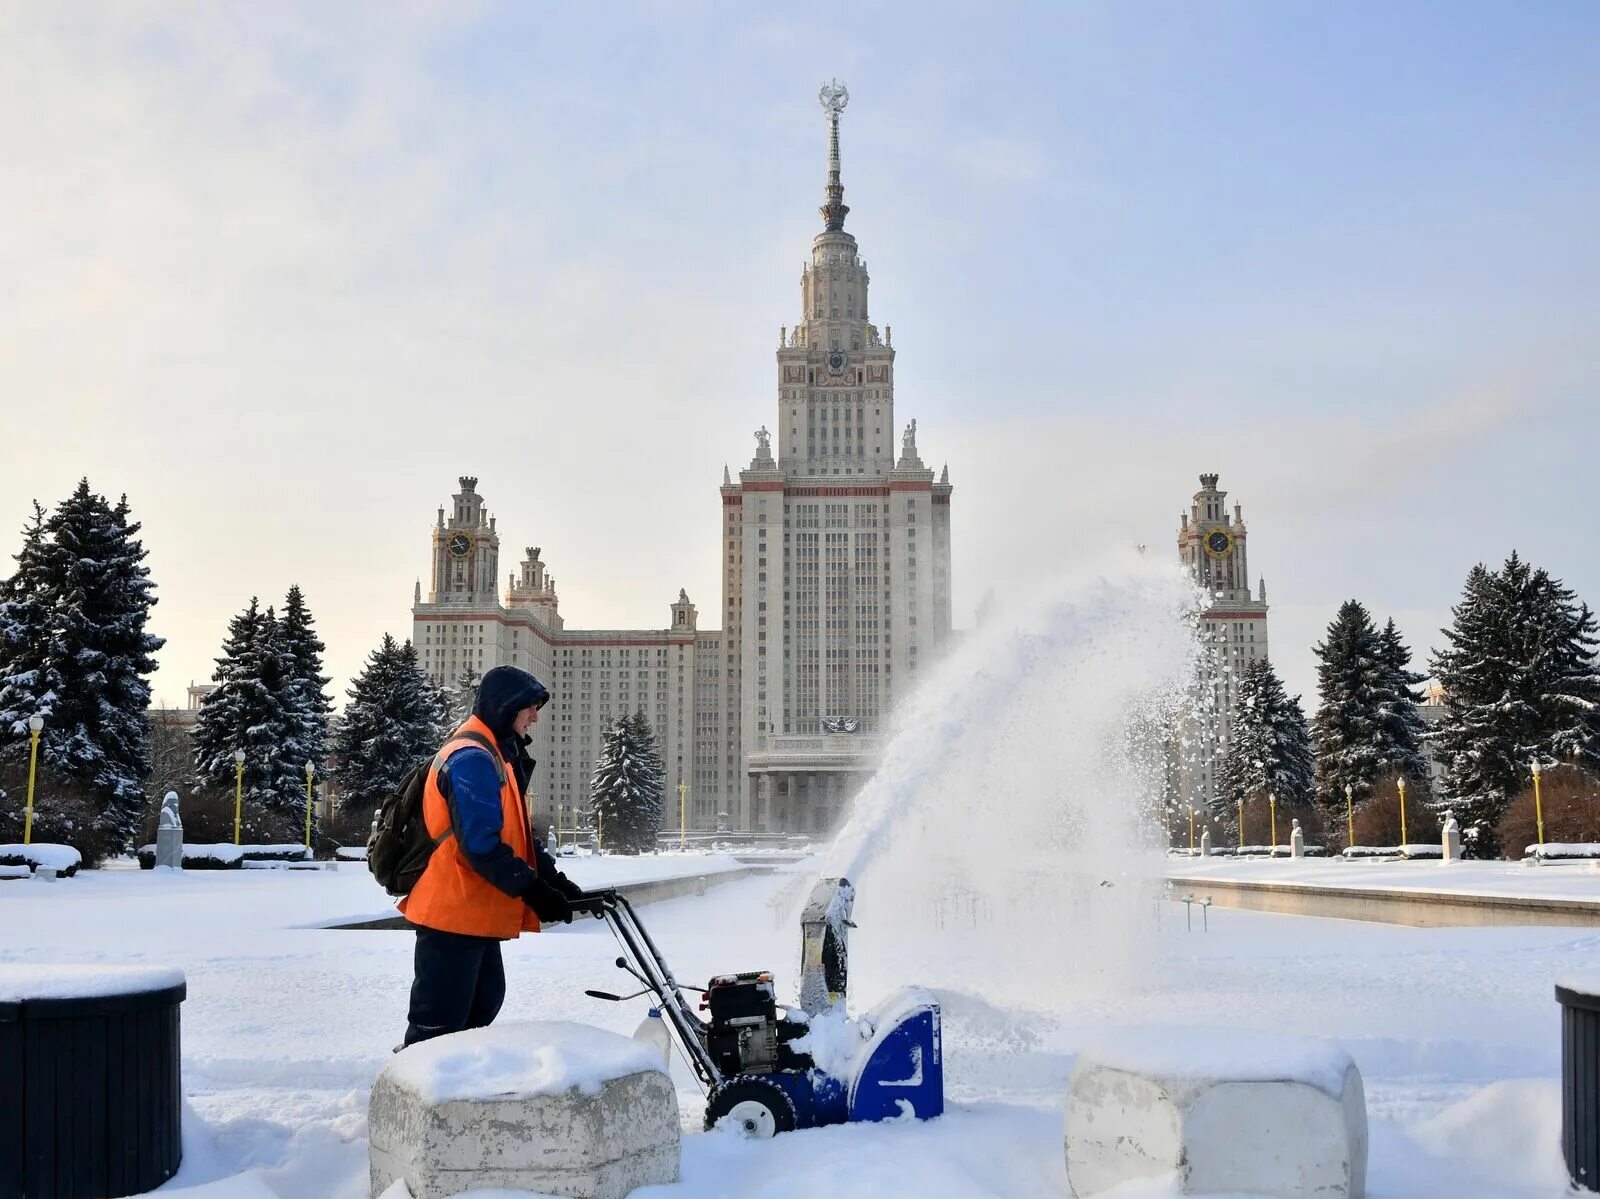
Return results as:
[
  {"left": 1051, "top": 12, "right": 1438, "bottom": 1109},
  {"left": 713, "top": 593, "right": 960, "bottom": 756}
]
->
[
  {"left": 597, "top": 806, "right": 604, "bottom": 855},
  {"left": 233, "top": 749, "right": 246, "bottom": 846},
  {"left": 1345, "top": 783, "right": 1355, "bottom": 852},
  {"left": 1269, "top": 793, "right": 1278, "bottom": 852},
  {"left": 22, "top": 714, "right": 43, "bottom": 846},
  {"left": 304, "top": 762, "right": 316, "bottom": 850},
  {"left": 555, "top": 804, "right": 563, "bottom": 850},
  {"left": 1188, "top": 806, "right": 1196, "bottom": 853},
  {"left": 1397, "top": 777, "right": 1408, "bottom": 848},
  {"left": 1237, "top": 797, "right": 1245, "bottom": 848},
  {"left": 678, "top": 780, "right": 688, "bottom": 851},
  {"left": 1532, "top": 759, "right": 1546, "bottom": 848}
]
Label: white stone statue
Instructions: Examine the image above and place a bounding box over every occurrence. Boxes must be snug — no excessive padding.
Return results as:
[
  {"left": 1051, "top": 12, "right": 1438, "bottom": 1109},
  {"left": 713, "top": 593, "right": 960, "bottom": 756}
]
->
[
  {"left": 901, "top": 418, "right": 917, "bottom": 458},
  {"left": 156, "top": 790, "right": 183, "bottom": 869},
  {"left": 755, "top": 426, "right": 771, "bottom": 457}
]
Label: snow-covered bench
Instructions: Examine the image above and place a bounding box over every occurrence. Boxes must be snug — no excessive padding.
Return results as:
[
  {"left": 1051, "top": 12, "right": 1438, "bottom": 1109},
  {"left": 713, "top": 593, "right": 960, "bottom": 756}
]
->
[
  {"left": 369, "top": 1021, "right": 679, "bottom": 1199},
  {"left": 1065, "top": 1026, "right": 1368, "bottom": 1198}
]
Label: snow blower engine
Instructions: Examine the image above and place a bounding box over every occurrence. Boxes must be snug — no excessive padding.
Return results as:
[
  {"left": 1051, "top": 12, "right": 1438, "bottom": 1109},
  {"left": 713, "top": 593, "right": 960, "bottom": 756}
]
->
[{"left": 579, "top": 879, "right": 943, "bottom": 1137}]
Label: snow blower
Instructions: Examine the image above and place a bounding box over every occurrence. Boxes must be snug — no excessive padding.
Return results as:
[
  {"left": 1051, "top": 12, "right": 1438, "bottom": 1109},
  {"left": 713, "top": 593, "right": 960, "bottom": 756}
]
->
[{"left": 578, "top": 878, "right": 943, "bottom": 1138}]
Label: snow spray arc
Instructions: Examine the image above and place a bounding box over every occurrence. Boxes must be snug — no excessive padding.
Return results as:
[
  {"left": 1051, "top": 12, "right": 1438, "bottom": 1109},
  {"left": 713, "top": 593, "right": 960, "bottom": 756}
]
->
[{"left": 819, "top": 554, "right": 1199, "bottom": 1013}]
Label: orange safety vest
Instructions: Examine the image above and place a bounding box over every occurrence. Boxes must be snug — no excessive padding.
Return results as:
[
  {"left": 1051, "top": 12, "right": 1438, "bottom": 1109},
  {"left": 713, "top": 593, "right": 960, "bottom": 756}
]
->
[{"left": 398, "top": 714, "right": 542, "bottom": 939}]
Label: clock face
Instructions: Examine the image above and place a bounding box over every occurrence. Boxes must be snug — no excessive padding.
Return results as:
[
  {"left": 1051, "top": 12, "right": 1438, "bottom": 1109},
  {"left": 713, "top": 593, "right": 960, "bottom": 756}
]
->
[
  {"left": 1204, "top": 529, "right": 1233, "bottom": 557},
  {"left": 826, "top": 351, "right": 846, "bottom": 375},
  {"left": 448, "top": 533, "right": 473, "bottom": 558}
]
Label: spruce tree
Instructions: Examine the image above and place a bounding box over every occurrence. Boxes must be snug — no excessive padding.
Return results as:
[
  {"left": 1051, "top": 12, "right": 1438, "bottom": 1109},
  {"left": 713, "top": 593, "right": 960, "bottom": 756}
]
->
[
  {"left": 590, "top": 710, "right": 664, "bottom": 854},
  {"left": 1311, "top": 601, "right": 1390, "bottom": 817},
  {"left": 333, "top": 635, "right": 448, "bottom": 820},
  {"left": 1376, "top": 619, "right": 1431, "bottom": 779},
  {"left": 1215, "top": 658, "right": 1314, "bottom": 836},
  {"left": 277, "top": 585, "right": 332, "bottom": 782},
  {"left": 446, "top": 665, "right": 482, "bottom": 726},
  {"left": 0, "top": 484, "right": 164, "bottom": 860},
  {"left": 0, "top": 503, "right": 54, "bottom": 744},
  {"left": 1433, "top": 554, "right": 1600, "bottom": 856},
  {"left": 192, "top": 598, "right": 302, "bottom": 837}
]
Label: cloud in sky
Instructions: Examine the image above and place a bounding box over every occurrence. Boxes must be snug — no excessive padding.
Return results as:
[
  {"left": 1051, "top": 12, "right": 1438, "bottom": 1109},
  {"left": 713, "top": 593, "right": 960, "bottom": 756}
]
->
[{"left": 1, "top": 2, "right": 1595, "bottom": 716}]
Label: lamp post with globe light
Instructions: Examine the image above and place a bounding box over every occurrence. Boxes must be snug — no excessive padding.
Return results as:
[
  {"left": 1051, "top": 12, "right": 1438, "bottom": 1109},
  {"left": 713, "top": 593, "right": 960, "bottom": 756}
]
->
[
  {"left": 22, "top": 715, "right": 44, "bottom": 845},
  {"left": 1532, "top": 759, "right": 1546, "bottom": 848},
  {"left": 233, "top": 749, "right": 246, "bottom": 846},
  {"left": 304, "top": 762, "right": 316, "bottom": 850}
]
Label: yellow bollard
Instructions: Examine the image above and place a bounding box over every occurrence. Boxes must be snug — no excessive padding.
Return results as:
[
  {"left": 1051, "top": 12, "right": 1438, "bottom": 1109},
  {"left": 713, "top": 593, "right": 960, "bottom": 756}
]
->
[
  {"left": 1188, "top": 806, "right": 1196, "bottom": 853},
  {"left": 233, "top": 749, "right": 245, "bottom": 846},
  {"left": 1398, "top": 777, "right": 1408, "bottom": 848},
  {"left": 597, "top": 806, "right": 604, "bottom": 854},
  {"left": 1532, "top": 760, "right": 1545, "bottom": 848},
  {"left": 1269, "top": 794, "right": 1277, "bottom": 852},
  {"left": 22, "top": 715, "right": 43, "bottom": 846},
  {"left": 1345, "top": 783, "right": 1354, "bottom": 852},
  {"left": 1237, "top": 798, "right": 1244, "bottom": 848}
]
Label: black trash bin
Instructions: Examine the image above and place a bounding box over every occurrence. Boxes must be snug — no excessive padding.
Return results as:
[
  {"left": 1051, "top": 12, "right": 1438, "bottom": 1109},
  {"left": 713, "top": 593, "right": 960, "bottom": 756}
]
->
[
  {"left": 1559, "top": 979, "right": 1600, "bottom": 1193},
  {"left": 0, "top": 965, "right": 185, "bottom": 1199}
]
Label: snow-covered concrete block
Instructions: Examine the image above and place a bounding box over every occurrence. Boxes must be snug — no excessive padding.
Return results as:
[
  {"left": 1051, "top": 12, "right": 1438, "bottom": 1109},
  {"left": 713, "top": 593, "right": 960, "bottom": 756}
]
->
[
  {"left": 1064, "top": 1027, "right": 1367, "bottom": 1198},
  {"left": 369, "top": 1021, "right": 679, "bottom": 1199}
]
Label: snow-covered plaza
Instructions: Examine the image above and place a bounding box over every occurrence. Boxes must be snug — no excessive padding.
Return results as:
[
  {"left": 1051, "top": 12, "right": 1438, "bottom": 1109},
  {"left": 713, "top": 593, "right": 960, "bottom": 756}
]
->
[{"left": 0, "top": 852, "right": 1587, "bottom": 1198}]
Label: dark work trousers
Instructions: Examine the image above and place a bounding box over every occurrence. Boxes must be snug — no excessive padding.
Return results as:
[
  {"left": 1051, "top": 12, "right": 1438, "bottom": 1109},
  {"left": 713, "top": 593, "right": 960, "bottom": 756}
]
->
[{"left": 403, "top": 925, "right": 507, "bottom": 1047}]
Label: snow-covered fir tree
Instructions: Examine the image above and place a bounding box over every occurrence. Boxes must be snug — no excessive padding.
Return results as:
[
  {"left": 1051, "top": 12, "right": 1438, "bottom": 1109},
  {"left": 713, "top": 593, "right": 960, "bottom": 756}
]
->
[
  {"left": 590, "top": 710, "right": 664, "bottom": 854},
  {"left": 0, "top": 503, "right": 54, "bottom": 743},
  {"left": 1432, "top": 554, "right": 1600, "bottom": 856},
  {"left": 191, "top": 598, "right": 304, "bottom": 836},
  {"left": 332, "top": 635, "right": 448, "bottom": 821},
  {"left": 1214, "top": 658, "right": 1314, "bottom": 836},
  {"left": 1311, "top": 601, "right": 1390, "bottom": 818},
  {"left": 1375, "top": 618, "right": 1432, "bottom": 788},
  {"left": 0, "top": 484, "right": 165, "bottom": 861},
  {"left": 445, "top": 665, "right": 482, "bottom": 726},
  {"left": 277, "top": 585, "right": 332, "bottom": 783}
]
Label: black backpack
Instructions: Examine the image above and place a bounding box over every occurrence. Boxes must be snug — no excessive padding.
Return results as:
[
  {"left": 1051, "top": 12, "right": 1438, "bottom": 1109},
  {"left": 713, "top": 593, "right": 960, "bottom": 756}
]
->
[{"left": 367, "top": 729, "right": 504, "bottom": 897}]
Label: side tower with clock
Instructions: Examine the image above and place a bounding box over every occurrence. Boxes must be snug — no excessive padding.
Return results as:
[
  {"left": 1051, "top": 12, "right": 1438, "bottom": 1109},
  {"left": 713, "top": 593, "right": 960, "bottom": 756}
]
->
[
  {"left": 429, "top": 477, "right": 501, "bottom": 605},
  {"left": 1176, "top": 473, "right": 1270, "bottom": 816}
]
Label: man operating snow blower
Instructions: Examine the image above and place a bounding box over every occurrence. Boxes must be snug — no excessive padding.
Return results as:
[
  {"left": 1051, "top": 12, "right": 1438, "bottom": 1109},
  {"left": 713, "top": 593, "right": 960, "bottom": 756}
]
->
[{"left": 392, "top": 665, "right": 586, "bottom": 1046}]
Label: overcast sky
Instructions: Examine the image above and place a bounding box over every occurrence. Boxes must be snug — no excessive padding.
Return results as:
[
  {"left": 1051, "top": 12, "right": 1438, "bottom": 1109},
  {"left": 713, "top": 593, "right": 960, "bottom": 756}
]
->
[{"left": 2, "top": 2, "right": 1595, "bottom": 713}]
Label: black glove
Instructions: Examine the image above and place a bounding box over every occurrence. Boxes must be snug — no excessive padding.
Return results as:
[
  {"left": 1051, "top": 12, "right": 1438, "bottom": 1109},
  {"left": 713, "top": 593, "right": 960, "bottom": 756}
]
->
[
  {"left": 550, "top": 871, "right": 585, "bottom": 903},
  {"left": 523, "top": 877, "right": 573, "bottom": 925}
]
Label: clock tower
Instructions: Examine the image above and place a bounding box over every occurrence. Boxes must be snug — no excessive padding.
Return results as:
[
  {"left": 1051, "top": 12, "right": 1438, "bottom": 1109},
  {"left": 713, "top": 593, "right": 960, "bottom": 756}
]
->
[
  {"left": 1176, "top": 473, "right": 1270, "bottom": 814},
  {"left": 429, "top": 476, "right": 501, "bottom": 605}
]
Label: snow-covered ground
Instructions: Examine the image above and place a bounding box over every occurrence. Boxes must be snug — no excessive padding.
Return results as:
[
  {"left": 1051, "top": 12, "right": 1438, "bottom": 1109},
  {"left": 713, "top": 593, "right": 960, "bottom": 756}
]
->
[
  {"left": 0, "top": 854, "right": 1585, "bottom": 1197},
  {"left": 1169, "top": 852, "right": 1600, "bottom": 903}
]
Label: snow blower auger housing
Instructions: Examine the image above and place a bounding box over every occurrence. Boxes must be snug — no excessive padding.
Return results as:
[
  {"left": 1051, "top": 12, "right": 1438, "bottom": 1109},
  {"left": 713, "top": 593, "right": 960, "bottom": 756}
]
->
[{"left": 579, "top": 878, "right": 943, "bottom": 1138}]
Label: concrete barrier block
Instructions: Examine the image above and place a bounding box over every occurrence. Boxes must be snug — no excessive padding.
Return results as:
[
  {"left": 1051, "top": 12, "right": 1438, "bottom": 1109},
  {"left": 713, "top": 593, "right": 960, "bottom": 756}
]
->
[
  {"left": 1064, "top": 1027, "right": 1367, "bottom": 1198},
  {"left": 370, "top": 1021, "right": 679, "bottom": 1199}
]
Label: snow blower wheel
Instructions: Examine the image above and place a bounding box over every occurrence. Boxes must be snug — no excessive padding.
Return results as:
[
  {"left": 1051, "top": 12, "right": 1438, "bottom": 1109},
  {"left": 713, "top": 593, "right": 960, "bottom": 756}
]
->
[{"left": 704, "top": 1076, "right": 796, "bottom": 1138}]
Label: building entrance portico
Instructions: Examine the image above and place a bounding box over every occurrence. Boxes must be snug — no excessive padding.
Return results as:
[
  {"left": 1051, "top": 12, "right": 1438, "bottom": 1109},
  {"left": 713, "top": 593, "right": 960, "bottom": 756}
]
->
[{"left": 745, "top": 732, "right": 884, "bottom": 833}]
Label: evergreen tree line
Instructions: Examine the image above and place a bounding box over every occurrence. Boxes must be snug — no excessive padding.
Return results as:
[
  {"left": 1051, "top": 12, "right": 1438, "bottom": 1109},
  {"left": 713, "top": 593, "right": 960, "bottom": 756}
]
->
[{"left": 1206, "top": 552, "right": 1599, "bottom": 858}]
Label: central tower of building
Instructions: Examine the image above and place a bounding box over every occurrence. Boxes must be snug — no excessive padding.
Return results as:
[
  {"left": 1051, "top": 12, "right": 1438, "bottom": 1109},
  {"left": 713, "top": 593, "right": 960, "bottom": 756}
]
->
[{"left": 711, "top": 82, "right": 954, "bottom": 833}]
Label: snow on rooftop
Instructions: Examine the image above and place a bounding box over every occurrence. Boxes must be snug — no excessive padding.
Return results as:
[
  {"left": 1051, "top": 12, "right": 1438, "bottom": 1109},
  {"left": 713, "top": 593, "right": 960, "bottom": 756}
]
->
[
  {"left": 1078, "top": 1025, "right": 1355, "bottom": 1097},
  {"left": 0, "top": 962, "right": 184, "bottom": 1003},
  {"left": 384, "top": 1020, "right": 663, "bottom": 1104}
]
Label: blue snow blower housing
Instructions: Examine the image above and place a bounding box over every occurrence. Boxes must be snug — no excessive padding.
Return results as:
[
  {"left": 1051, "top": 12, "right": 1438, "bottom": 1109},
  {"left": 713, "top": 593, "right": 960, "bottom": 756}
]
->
[{"left": 580, "top": 879, "right": 943, "bottom": 1137}]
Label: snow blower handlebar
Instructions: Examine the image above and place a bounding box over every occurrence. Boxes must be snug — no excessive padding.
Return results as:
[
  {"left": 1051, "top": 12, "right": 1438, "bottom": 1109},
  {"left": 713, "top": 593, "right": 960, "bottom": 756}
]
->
[{"left": 578, "top": 889, "right": 723, "bottom": 1090}]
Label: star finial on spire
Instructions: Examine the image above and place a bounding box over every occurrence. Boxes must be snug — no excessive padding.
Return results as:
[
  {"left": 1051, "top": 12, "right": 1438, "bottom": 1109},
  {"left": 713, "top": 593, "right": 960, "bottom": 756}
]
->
[{"left": 818, "top": 79, "right": 850, "bottom": 232}]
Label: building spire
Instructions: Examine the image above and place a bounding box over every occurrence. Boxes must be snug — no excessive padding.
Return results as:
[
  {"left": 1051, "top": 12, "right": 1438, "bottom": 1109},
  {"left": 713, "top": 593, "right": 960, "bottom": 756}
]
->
[{"left": 818, "top": 79, "right": 850, "bottom": 232}]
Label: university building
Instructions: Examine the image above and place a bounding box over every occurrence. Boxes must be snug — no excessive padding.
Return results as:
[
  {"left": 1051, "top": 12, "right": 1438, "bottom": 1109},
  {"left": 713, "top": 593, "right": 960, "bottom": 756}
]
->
[
  {"left": 412, "top": 83, "right": 953, "bottom": 837},
  {"left": 1175, "top": 473, "right": 1270, "bottom": 810}
]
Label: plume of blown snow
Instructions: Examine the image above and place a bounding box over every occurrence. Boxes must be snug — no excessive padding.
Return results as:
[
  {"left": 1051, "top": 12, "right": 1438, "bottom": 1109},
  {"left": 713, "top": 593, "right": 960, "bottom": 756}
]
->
[{"left": 821, "top": 552, "right": 1199, "bottom": 1013}]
